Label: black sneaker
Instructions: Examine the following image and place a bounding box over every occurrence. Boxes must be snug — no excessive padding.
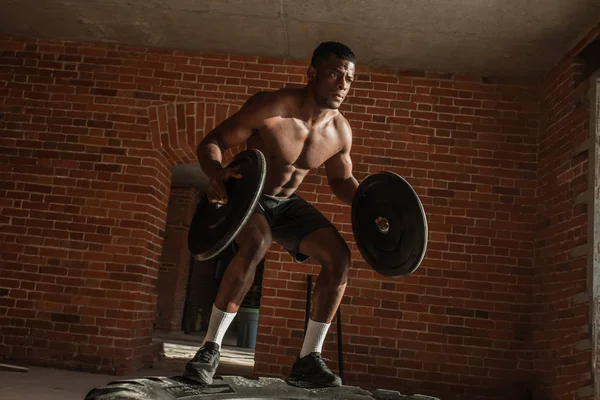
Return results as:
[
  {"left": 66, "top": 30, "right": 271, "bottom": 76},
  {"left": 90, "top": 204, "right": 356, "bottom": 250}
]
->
[
  {"left": 287, "top": 352, "right": 342, "bottom": 388},
  {"left": 183, "top": 341, "right": 220, "bottom": 384}
]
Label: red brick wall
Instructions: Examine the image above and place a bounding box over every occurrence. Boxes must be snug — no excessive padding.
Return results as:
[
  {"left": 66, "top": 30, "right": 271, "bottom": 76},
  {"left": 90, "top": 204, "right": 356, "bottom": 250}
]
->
[
  {"left": 533, "top": 22, "right": 600, "bottom": 400},
  {"left": 154, "top": 185, "right": 197, "bottom": 332},
  {"left": 0, "top": 39, "right": 174, "bottom": 374},
  {"left": 0, "top": 29, "right": 593, "bottom": 399}
]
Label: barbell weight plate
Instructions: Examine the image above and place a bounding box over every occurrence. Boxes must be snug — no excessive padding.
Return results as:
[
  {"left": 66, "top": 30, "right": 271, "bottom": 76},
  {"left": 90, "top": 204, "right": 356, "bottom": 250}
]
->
[
  {"left": 351, "top": 171, "right": 428, "bottom": 277},
  {"left": 188, "top": 149, "right": 266, "bottom": 261}
]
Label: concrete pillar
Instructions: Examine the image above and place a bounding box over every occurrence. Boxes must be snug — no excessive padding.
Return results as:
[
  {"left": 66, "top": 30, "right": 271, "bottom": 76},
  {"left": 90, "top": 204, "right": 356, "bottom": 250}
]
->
[{"left": 155, "top": 185, "right": 198, "bottom": 332}]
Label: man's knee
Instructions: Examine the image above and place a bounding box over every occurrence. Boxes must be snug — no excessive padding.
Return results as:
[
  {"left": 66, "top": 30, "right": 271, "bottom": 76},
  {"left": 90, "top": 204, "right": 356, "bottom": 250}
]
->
[
  {"left": 237, "top": 229, "right": 272, "bottom": 264},
  {"left": 322, "top": 243, "right": 351, "bottom": 282}
]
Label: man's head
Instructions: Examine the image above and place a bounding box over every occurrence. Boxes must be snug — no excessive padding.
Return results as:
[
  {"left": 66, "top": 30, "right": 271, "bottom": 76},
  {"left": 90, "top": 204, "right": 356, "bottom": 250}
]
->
[{"left": 307, "top": 41, "right": 356, "bottom": 110}]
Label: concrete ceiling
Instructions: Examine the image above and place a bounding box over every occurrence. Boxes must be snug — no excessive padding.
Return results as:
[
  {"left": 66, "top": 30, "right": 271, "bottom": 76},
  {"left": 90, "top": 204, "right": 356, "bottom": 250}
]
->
[{"left": 1, "top": 0, "right": 599, "bottom": 77}]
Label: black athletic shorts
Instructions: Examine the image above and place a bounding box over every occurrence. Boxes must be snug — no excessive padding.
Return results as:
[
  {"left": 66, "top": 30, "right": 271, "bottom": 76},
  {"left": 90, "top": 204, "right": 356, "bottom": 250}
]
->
[{"left": 253, "top": 193, "right": 335, "bottom": 263}]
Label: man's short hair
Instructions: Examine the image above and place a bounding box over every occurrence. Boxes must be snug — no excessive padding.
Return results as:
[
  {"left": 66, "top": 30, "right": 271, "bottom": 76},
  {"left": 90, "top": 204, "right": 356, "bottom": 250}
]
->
[{"left": 310, "top": 41, "right": 356, "bottom": 67}]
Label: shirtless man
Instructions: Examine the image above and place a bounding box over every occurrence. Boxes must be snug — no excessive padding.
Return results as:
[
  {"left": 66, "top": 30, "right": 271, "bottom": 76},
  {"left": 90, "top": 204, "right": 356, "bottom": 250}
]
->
[{"left": 184, "top": 42, "right": 358, "bottom": 388}]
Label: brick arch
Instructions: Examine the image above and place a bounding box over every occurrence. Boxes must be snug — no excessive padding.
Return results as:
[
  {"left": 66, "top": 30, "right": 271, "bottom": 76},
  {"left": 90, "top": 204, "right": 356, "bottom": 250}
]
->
[
  {"left": 147, "top": 100, "right": 249, "bottom": 354},
  {"left": 147, "top": 102, "right": 243, "bottom": 167}
]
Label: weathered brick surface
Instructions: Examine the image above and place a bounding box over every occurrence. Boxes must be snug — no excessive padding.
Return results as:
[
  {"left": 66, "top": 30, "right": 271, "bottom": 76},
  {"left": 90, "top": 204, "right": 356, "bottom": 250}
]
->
[{"left": 532, "top": 21, "right": 600, "bottom": 400}]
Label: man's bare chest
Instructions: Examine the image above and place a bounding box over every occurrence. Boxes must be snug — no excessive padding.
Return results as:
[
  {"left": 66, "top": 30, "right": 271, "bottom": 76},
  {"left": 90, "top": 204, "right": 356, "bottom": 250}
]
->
[{"left": 259, "top": 119, "right": 341, "bottom": 170}]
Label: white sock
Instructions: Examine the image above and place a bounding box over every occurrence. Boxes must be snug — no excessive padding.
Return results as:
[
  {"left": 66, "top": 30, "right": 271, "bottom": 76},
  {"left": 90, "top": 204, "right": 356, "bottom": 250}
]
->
[
  {"left": 202, "top": 304, "right": 236, "bottom": 347},
  {"left": 299, "top": 319, "right": 331, "bottom": 358}
]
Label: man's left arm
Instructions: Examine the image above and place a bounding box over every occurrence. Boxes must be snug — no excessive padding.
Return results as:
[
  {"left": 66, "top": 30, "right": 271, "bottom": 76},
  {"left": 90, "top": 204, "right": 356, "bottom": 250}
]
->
[{"left": 324, "top": 121, "right": 360, "bottom": 206}]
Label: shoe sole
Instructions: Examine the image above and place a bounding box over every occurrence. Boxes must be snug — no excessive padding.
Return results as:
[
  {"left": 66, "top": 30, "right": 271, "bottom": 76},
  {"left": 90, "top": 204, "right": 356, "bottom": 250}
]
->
[
  {"left": 286, "top": 377, "right": 342, "bottom": 389},
  {"left": 183, "top": 369, "right": 214, "bottom": 385}
]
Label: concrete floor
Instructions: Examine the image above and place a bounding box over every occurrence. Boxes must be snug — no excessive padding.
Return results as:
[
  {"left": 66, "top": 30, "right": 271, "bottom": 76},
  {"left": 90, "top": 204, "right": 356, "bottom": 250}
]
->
[{"left": 0, "top": 331, "right": 255, "bottom": 400}]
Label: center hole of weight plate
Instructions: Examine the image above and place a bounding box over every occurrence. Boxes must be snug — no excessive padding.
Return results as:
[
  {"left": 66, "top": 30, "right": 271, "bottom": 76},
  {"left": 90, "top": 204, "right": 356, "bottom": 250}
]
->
[{"left": 375, "top": 216, "right": 390, "bottom": 234}]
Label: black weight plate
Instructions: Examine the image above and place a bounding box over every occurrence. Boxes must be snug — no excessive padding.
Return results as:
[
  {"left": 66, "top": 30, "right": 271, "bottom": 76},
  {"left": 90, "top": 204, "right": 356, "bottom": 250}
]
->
[
  {"left": 351, "top": 171, "right": 428, "bottom": 277},
  {"left": 188, "top": 149, "right": 266, "bottom": 261}
]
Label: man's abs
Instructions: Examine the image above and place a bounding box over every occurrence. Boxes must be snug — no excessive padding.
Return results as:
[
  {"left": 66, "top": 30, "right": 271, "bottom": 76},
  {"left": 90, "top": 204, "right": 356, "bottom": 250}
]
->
[{"left": 262, "top": 159, "right": 310, "bottom": 198}]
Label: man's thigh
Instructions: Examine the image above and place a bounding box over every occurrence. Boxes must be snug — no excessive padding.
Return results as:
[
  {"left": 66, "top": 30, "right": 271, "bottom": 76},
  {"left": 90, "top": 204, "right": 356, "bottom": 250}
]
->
[{"left": 268, "top": 195, "right": 337, "bottom": 263}]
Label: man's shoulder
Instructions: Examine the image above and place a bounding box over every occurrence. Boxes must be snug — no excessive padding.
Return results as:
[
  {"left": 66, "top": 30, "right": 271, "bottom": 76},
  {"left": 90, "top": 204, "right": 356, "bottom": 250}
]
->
[
  {"left": 332, "top": 112, "right": 352, "bottom": 137},
  {"left": 245, "top": 88, "right": 299, "bottom": 113},
  {"left": 248, "top": 87, "right": 302, "bottom": 103}
]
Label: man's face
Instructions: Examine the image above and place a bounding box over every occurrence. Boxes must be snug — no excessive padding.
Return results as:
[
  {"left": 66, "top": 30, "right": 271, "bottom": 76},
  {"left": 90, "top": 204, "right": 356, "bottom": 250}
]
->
[{"left": 309, "top": 54, "right": 355, "bottom": 110}]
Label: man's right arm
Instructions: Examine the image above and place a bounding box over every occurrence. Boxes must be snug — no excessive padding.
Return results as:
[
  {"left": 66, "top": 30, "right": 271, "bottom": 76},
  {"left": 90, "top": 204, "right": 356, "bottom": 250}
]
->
[{"left": 197, "top": 91, "right": 271, "bottom": 178}]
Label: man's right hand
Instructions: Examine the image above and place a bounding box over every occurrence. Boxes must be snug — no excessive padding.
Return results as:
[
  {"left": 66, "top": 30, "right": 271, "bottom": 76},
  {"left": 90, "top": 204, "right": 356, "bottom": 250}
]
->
[{"left": 206, "top": 167, "right": 243, "bottom": 206}]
